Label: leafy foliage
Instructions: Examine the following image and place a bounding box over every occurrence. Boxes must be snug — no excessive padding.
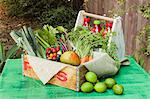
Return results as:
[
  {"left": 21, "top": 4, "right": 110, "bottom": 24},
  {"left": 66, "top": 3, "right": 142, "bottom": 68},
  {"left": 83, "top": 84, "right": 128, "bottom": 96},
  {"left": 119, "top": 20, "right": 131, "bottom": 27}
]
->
[
  {"left": 0, "top": 42, "right": 5, "bottom": 63},
  {"left": 134, "top": 1, "right": 150, "bottom": 70},
  {"left": 11, "top": 25, "right": 67, "bottom": 59},
  {"left": 138, "top": 25, "right": 150, "bottom": 56},
  {"left": 39, "top": 6, "right": 77, "bottom": 30},
  {"left": 140, "top": 2, "right": 150, "bottom": 56},
  {"left": 144, "top": 25, "right": 150, "bottom": 56},
  {"left": 68, "top": 26, "right": 118, "bottom": 61},
  {"left": 140, "top": 2, "right": 150, "bottom": 19},
  {"left": 0, "top": 43, "right": 21, "bottom": 61},
  {"left": 2, "top": 0, "right": 79, "bottom": 30},
  {"left": 108, "top": 0, "right": 126, "bottom": 17},
  {"left": 0, "top": 42, "right": 21, "bottom": 73},
  {"left": 2, "top": 0, "right": 72, "bottom": 17},
  {"left": 138, "top": 1, "right": 150, "bottom": 56}
]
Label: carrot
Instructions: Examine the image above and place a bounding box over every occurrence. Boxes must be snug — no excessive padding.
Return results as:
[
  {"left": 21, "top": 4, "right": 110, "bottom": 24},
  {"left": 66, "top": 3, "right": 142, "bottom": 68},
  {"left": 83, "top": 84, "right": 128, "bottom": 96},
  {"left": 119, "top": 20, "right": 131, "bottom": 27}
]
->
[
  {"left": 88, "top": 56, "right": 93, "bottom": 61},
  {"left": 80, "top": 56, "right": 89, "bottom": 64}
]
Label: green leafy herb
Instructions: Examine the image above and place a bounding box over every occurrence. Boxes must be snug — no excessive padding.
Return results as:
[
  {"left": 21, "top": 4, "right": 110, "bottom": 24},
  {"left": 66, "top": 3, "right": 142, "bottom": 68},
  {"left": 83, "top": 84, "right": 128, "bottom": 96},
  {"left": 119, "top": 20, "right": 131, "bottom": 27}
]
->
[
  {"left": 0, "top": 42, "right": 5, "bottom": 62},
  {"left": 68, "top": 26, "right": 118, "bottom": 60},
  {"left": 10, "top": 27, "right": 36, "bottom": 56},
  {"left": 35, "top": 25, "right": 58, "bottom": 46},
  {"left": 0, "top": 42, "right": 20, "bottom": 73}
]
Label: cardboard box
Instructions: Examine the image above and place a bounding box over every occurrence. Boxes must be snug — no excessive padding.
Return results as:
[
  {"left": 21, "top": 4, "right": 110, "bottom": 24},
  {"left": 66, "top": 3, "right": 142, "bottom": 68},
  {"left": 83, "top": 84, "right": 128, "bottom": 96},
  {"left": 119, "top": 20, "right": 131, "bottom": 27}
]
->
[{"left": 23, "top": 55, "right": 88, "bottom": 91}]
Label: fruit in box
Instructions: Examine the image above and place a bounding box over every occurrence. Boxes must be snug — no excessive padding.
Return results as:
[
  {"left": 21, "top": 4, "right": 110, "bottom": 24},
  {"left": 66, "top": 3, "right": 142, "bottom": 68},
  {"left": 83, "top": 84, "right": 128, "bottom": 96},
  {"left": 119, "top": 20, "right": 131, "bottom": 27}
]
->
[
  {"left": 46, "top": 46, "right": 62, "bottom": 61},
  {"left": 60, "top": 51, "right": 81, "bottom": 66}
]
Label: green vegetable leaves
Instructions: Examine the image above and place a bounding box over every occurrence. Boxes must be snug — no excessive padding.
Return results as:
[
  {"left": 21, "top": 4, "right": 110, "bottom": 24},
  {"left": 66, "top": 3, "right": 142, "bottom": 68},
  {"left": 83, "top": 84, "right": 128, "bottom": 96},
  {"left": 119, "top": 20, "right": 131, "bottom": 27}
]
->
[
  {"left": 0, "top": 42, "right": 20, "bottom": 73},
  {"left": 68, "top": 26, "right": 118, "bottom": 60},
  {"left": 10, "top": 26, "right": 37, "bottom": 56},
  {"left": 35, "top": 25, "right": 67, "bottom": 48},
  {"left": 10, "top": 25, "right": 67, "bottom": 59},
  {"left": 68, "top": 26, "right": 105, "bottom": 58},
  {"left": 0, "top": 42, "right": 5, "bottom": 62},
  {"left": 56, "top": 26, "right": 67, "bottom": 33}
]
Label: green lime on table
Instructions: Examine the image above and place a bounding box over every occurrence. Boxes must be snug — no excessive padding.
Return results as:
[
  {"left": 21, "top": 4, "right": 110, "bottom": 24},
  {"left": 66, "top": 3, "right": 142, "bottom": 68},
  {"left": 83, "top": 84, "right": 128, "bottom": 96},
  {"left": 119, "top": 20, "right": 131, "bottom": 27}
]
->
[
  {"left": 112, "top": 84, "right": 124, "bottom": 95},
  {"left": 85, "top": 72, "right": 97, "bottom": 83},
  {"left": 105, "top": 78, "right": 116, "bottom": 88},
  {"left": 94, "top": 82, "right": 107, "bottom": 93},
  {"left": 81, "top": 82, "right": 94, "bottom": 93}
]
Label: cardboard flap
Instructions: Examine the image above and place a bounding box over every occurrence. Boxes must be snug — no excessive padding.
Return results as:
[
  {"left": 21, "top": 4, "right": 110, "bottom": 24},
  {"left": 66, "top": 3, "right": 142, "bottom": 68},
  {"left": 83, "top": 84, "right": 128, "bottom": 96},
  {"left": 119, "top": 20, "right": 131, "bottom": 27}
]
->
[{"left": 27, "top": 55, "right": 70, "bottom": 84}]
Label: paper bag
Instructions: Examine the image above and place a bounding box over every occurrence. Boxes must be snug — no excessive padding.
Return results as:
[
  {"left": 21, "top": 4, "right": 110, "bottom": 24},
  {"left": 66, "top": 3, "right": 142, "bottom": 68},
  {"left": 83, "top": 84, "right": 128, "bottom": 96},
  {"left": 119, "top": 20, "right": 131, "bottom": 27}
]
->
[{"left": 83, "top": 51, "right": 119, "bottom": 77}]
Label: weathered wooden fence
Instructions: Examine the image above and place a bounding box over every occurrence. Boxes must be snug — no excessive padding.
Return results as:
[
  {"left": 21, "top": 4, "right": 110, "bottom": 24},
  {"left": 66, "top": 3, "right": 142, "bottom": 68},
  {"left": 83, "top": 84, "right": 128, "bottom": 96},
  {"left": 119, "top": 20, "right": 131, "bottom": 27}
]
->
[{"left": 85, "top": 0, "right": 149, "bottom": 55}]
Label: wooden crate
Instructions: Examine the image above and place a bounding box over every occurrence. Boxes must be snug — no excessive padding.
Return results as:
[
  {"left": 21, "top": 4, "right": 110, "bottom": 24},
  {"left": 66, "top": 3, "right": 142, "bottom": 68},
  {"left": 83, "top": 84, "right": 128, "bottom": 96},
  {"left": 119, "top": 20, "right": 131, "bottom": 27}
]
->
[{"left": 23, "top": 55, "right": 88, "bottom": 91}]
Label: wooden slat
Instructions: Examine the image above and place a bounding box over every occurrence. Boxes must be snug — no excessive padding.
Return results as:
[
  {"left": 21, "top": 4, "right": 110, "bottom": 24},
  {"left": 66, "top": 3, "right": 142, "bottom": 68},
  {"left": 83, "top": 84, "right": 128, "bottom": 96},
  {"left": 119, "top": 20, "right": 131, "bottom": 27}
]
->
[{"left": 83, "top": 11, "right": 114, "bottom": 21}]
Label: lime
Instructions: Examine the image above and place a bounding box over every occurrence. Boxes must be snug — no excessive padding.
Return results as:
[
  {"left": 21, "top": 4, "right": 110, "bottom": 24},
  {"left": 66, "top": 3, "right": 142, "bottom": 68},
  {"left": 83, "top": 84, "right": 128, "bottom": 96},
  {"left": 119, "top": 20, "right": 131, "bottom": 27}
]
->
[
  {"left": 105, "top": 78, "right": 116, "bottom": 88},
  {"left": 112, "top": 84, "right": 124, "bottom": 95},
  {"left": 81, "top": 82, "right": 94, "bottom": 93},
  {"left": 85, "top": 72, "right": 97, "bottom": 83},
  {"left": 94, "top": 82, "right": 107, "bottom": 93}
]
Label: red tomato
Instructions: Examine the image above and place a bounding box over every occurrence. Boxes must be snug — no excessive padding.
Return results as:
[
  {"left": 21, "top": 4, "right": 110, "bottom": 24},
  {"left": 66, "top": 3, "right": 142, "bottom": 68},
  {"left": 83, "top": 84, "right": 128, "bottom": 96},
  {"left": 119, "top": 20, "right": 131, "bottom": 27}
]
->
[
  {"left": 49, "top": 53, "right": 53, "bottom": 58},
  {"left": 91, "top": 27, "right": 96, "bottom": 33},
  {"left": 48, "top": 57, "right": 52, "bottom": 60},
  {"left": 52, "top": 56, "right": 57, "bottom": 61},
  {"left": 106, "top": 22, "right": 113, "bottom": 28},
  {"left": 56, "top": 46, "right": 60, "bottom": 52},
  {"left": 51, "top": 48, "right": 56, "bottom": 53},
  {"left": 102, "top": 30, "right": 107, "bottom": 37},
  {"left": 53, "top": 53, "right": 57, "bottom": 57},
  {"left": 46, "top": 48, "right": 51, "bottom": 53}
]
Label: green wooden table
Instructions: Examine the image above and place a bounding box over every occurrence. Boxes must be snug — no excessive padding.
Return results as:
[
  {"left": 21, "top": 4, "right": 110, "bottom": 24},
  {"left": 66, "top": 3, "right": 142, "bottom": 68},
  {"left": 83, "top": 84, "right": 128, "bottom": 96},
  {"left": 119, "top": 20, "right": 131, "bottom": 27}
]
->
[{"left": 0, "top": 57, "right": 150, "bottom": 99}]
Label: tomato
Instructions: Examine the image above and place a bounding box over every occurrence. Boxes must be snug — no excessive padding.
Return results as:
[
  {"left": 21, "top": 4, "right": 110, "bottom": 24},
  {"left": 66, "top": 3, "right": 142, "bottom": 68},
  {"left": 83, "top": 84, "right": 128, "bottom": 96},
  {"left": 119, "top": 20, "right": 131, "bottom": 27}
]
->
[
  {"left": 91, "top": 27, "right": 96, "bottom": 33},
  {"left": 51, "top": 48, "right": 56, "bottom": 53},
  {"left": 52, "top": 56, "right": 57, "bottom": 61},
  {"left": 53, "top": 53, "right": 57, "bottom": 57},
  {"left": 49, "top": 53, "right": 53, "bottom": 58},
  {"left": 46, "top": 48, "right": 51, "bottom": 53},
  {"left": 56, "top": 46, "right": 60, "bottom": 52},
  {"left": 48, "top": 57, "right": 52, "bottom": 60},
  {"left": 106, "top": 22, "right": 113, "bottom": 29},
  {"left": 102, "top": 30, "right": 107, "bottom": 37}
]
